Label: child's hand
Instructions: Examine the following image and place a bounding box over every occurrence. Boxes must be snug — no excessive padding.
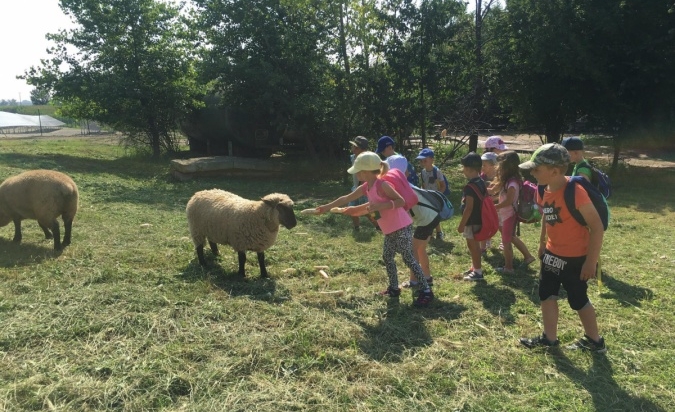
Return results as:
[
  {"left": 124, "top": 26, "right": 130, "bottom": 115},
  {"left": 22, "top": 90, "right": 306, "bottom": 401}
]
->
[
  {"left": 457, "top": 224, "right": 465, "bottom": 234},
  {"left": 580, "top": 261, "right": 597, "bottom": 281}
]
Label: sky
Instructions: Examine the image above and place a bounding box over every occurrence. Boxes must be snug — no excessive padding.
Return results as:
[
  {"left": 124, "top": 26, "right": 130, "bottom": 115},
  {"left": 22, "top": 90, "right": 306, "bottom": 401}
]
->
[{"left": 0, "top": 0, "right": 75, "bottom": 102}]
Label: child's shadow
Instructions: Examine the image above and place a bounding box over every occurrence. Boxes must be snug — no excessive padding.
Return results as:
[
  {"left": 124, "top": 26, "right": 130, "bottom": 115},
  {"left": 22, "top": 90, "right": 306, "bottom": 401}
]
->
[
  {"left": 553, "top": 352, "right": 666, "bottom": 411},
  {"left": 599, "top": 274, "right": 655, "bottom": 307},
  {"left": 468, "top": 281, "right": 517, "bottom": 325},
  {"left": 319, "top": 296, "right": 466, "bottom": 362}
]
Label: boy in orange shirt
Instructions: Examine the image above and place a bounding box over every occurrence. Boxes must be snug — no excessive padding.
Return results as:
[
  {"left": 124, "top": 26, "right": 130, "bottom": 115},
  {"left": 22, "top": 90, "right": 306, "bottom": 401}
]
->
[{"left": 518, "top": 144, "right": 606, "bottom": 353}]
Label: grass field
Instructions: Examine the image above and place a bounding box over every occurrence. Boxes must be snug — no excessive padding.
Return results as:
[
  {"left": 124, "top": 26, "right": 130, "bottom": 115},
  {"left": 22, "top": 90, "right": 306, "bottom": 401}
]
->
[{"left": 0, "top": 137, "right": 674, "bottom": 411}]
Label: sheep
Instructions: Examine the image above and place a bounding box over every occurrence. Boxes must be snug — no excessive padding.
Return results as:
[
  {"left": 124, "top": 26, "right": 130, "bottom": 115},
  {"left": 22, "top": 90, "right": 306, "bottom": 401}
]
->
[
  {"left": 0, "top": 170, "right": 79, "bottom": 251},
  {"left": 186, "top": 189, "right": 297, "bottom": 277}
]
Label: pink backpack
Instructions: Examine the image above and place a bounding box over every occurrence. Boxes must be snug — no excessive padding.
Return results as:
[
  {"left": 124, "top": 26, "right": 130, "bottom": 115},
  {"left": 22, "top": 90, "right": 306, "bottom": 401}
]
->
[
  {"left": 468, "top": 183, "right": 499, "bottom": 241},
  {"left": 375, "top": 169, "right": 418, "bottom": 211}
]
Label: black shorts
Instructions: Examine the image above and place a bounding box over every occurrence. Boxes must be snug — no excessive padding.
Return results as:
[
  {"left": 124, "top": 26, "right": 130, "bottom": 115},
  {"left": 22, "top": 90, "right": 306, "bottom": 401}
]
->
[
  {"left": 414, "top": 215, "right": 441, "bottom": 240},
  {"left": 539, "top": 250, "right": 591, "bottom": 311}
]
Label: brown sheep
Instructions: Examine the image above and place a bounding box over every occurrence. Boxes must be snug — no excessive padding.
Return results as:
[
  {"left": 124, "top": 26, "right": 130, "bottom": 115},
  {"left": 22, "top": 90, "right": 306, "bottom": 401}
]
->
[{"left": 0, "top": 170, "right": 79, "bottom": 250}]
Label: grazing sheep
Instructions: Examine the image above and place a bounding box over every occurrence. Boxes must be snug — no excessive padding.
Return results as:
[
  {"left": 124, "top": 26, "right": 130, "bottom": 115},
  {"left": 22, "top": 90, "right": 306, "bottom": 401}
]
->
[
  {"left": 0, "top": 170, "right": 79, "bottom": 251},
  {"left": 186, "top": 190, "right": 297, "bottom": 277}
]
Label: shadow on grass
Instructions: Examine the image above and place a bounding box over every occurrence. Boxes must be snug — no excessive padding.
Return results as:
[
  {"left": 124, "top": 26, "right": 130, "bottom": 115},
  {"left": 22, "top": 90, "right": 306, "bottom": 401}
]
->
[
  {"left": 553, "top": 352, "right": 666, "bottom": 411},
  {"left": 599, "top": 274, "right": 655, "bottom": 307},
  {"left": 177, "top": 256, "right": 281, "bottom": 303},
  {"left": 313, "top": 295, "right": 466, "bottom": 362},
  {"left": 468, "top": 281, "right": 518, "bottom": 325},
  {"left": 0, "top": 238, "right": 59, "bottom": 267}
]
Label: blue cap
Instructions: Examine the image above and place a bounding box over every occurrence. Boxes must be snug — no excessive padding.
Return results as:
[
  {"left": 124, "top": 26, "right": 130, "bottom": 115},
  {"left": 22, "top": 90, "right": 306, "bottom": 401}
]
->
[
  {"left": 561, "top": 136, "right": 584, "bottom": 151},
  {"left": 416, "top": 148, "right": 434, "bottom": 159},
  {"left": 376, "top": 136, "right": 395, "bottom": 154}
]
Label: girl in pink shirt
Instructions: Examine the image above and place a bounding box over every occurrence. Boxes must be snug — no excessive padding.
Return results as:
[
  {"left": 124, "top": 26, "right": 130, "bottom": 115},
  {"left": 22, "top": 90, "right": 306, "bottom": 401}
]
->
[
  {"left": 317, "top": 151, "right": 434, "bottom": 307},
  {"left": 493, "top": 151, "right": 536, "bottom": 274}
]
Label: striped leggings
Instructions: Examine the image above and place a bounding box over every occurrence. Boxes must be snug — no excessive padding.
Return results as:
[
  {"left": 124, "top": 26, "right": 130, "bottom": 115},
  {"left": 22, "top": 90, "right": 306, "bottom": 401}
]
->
[{"left": 382, "top": 225, "right": 429, "bottom": 290}]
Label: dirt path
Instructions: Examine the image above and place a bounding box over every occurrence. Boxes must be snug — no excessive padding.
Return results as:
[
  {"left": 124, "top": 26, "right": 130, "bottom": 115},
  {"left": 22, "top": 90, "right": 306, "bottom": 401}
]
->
[
  {"left": 485, "top": 134, "right": 675, "bottom": 169},
  {"left": 3, "top": 128, "right": 674, "bottom": 169}
]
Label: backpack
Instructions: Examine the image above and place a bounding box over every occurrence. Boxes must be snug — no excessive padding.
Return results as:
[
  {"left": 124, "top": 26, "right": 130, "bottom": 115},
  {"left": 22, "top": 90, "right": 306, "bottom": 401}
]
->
[
  {"left": 577, "top": 160, "right": 612, "bottom": 199},
  {"left": 376, "top": 168, "right": 419, "bottom": 211},
  {"left": 406, "top": 161, "right": 419, "bottom": 186},
  {"left": 432, "top": 166, "right": 452, "bottom": 197},
  {"left": 413, "top": 186, "right": 454, "bottom": 221},
  {"left": 513, "top": 179, "right": 541, "bottom": 224},
  {"left": 467, "top": 183, "right": 499, "bottom": 241},
  {"left": 537, "top": 176, "right": 609, "bottom": 230}
]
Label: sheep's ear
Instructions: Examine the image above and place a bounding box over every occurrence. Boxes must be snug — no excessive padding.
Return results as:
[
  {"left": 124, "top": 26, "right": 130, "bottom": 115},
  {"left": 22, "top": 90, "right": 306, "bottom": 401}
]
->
[{"left": 262, "top": 197, "right": 277, "bottom": 208}]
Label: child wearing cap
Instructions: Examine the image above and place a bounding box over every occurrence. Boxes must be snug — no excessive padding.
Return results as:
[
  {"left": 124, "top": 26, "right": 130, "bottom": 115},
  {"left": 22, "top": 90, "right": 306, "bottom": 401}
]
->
[
  {"left": 348, "top": 136, "right": 379, "bottom": 231},
  {"left": 561, "top": 136, "right": 592, "bottom": 182},
  {"left": 484, "top": 136, "right": 509, "bottom": 154},
  {"left": 416, "top": 148, "right": 447, "bottom": 240},
  {"left": 376, "top": 135, "right": 420, "bottom": 186},
  {"left": 518, "top": 143, "right": 606, "bottom": 353},
  {"left": 316, "top": 151, "right": 434, "bottom": 307},
  {"left": 457, "top": 152, "right": 488, "bottom": 281}
]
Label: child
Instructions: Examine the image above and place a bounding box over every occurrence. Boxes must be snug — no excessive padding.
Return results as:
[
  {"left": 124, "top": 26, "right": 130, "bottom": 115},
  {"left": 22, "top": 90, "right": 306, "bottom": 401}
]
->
[
  {"left": 484, "top": 135, "right": 509, "bottom": 154},
  {"left": 491, "top": 151, "right": 536, "bottom": 274},
  {"left": 457, "top": 152, "right": 486, "bottom": 281},
  {"left": 518, "top": 143, "right": 606, "bottom": 353},
  {"left": 416, "top": 148, "right": 447, "bottom": 240},
  {"left": 561, "top": 136, "right": 592, "bottom": 182},
  {"left": 348, "top": 136, "right": 379, "bottom": 231},
  {"left": 317, "top": 151, "right": 434, "bottom": 307},
  {"left": 388, "top": 155, "right": 437, "bottom": 290},
  {"left": 479, "top": 152, "right": 498, "bottom": 254},
  {"left": 376, "top": 135, "right": 419, "bottom": 186}
]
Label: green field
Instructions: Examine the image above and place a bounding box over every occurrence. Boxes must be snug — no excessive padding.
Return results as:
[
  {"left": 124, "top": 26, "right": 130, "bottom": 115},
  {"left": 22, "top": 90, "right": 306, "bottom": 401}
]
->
[{"left": 0, "top": 137, "right": 674, "bottom": 411}]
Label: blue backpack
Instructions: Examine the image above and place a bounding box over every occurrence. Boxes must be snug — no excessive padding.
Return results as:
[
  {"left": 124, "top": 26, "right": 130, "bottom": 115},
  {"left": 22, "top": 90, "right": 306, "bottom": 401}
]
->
[
  {"left": 406, "top": 161, "right": 419, "bottom": 186},
  {"left": 578, "top": 160, "right": 612, "bottom": 199},
  {"left": 412, "top": 186, "right": 454, "bottom": 221},
  {"left": 538, "top": 176, "right": 609, "bottom": 230},
  {"left": 432, "top": 166, "right": 452, "bottom": 197}
]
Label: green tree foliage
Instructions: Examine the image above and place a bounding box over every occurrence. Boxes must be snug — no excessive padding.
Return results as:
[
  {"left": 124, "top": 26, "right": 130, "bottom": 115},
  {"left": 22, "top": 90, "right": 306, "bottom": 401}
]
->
[
  {"left": 29, "top": 87, "right": 50, "bottom": 105},
  {"left": 22, "top": 0, "right": 203, "bottom": 157}
]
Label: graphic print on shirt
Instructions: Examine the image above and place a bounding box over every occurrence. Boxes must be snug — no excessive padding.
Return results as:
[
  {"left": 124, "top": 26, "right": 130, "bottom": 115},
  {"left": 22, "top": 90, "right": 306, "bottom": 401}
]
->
[{"left": 542, "top": 200, "right": 563, "bottom": 226}]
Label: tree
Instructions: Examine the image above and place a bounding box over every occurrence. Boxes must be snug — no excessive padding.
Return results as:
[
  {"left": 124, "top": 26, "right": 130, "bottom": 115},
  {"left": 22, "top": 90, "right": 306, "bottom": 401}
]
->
[
  {"left": 30, "top": 87, "right": 50, "bottom": 105},
  {"left": 22, "top": 0, "right": 203, "bottom": 157}
]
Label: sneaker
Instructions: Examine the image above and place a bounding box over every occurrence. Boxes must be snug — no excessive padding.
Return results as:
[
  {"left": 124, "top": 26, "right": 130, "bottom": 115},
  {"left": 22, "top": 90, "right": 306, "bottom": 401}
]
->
[
  {"left": 436, "top": 232, "right": 444, "bottom": 240},
  {"left": 378, "top": 286, "right": 401, "bottom": 298},
  {"left": 495, "top": 267, "right": 515, "bottom": 274},
  {"left": 463, "top": 271, "right": 484, "bottom": 281},
  {"left": 519, "top": 333, "right": 560, "bottom": 349},
  {"left": 413, "top": 290, "right": 434, "bottom": 307},
  {"left": 566, "top": 335, "right": 607, "bottom": 353},
  {"left": 498, "top": 242, "right": 504, "bottom": 251}
]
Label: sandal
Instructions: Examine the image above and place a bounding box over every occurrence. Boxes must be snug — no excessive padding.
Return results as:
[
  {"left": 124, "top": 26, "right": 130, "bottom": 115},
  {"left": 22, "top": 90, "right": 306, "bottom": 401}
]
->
[
  {"left": 495, "top": 267, "right": 515, "bottom": 274},
  {"left": 523, "top": 257, "right": 536, "bottom": 266}
]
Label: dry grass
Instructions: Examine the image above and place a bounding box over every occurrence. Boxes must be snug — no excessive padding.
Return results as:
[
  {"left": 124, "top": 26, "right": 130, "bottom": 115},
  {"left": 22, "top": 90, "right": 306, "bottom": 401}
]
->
[{"left": 0, "top": 137, "right": 673, "bottom": 411}]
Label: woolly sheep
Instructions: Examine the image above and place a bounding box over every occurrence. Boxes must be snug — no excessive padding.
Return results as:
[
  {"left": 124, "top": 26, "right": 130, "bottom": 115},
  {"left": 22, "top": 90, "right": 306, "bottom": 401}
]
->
[
  {"left": 186, "top": 189, "right": 297, "bottom": 277},
  {"left": 0, "top": 170, "right": 79, "bottom": 251}
]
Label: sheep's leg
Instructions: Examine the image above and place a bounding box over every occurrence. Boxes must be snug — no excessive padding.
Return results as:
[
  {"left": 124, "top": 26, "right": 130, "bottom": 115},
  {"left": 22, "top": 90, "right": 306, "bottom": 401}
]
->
[
  {"left": 257, "top": 252, "right": 268, "bottom": 278},
  {"left": 39, "top": 223, "right": 53, "bottom": 239},
  {"left": 237, "top": 251, "right": 247, "bottom": 277},
  {"left": 62, "top": 218, "right": 72, "bottom": 247},
  {"left": 209, "top": 241, "right": 219, "bottom": 256},
  {"left": 196, "top": 245, "right": 207, "bottom": 266},
  {"left": 51, "top": 220, "right": 62, "bottom": 251},
  {"left": 12, "top": 219, "right": 22, "bottom": 243}
]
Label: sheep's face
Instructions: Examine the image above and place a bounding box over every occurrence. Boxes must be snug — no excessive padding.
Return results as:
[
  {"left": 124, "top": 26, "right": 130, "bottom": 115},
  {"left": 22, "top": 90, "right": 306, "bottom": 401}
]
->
[
  {"left": 262, "top": 193, "right": 297, "bottom": 230},
  {"left": 276, "top": 204, "right": 297, "bottom": 229}
]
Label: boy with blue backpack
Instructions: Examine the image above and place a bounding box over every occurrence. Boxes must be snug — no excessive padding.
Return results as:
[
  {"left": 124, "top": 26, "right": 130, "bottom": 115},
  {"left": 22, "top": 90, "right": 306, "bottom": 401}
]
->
[
  {"left": 518, "top": 143, "right": 607, "bottom": 353},
  {"left": 416, "top": 148, "right": 451, "bottom": 240},
  {"left": 561, "top": 136, "right": 612, "bottom": 199}
]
